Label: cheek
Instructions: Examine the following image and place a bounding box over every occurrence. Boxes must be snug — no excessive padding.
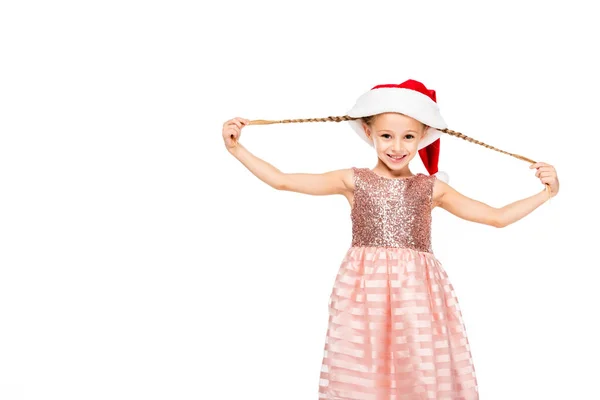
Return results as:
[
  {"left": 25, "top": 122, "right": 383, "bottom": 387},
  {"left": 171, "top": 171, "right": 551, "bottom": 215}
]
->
[
  {"left": 375, "top": 143, "right": 390, "bottom": 153},
  {"left": 409, "top": 141, "right": 421, "bottom": 152}
]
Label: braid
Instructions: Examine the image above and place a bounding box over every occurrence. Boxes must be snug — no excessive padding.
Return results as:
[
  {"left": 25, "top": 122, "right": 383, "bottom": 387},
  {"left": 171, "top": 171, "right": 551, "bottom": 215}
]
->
[
  {"left": 439, "top": 128, "right": 536, "bottom": 164},
  {"left": 249, "top": 115, "right": 536, "bottom": 164},
  {"left": 248, "top": 115, "right": 359, "bottom": 125},
  {"left": 248, "top": 115, "right": 551, "bottom": 198}
]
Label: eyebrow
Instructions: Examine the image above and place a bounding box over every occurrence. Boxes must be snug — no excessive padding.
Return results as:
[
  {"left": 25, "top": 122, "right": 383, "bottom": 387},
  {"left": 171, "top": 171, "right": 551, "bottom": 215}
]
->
[{"left": 376, "top": 129, "right": 419, "bottom": 134}]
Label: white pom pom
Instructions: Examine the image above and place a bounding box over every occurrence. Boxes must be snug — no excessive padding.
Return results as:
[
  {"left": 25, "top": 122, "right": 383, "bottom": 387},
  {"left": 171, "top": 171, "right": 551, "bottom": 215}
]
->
[{"left": 434, "top": 171, "right": 449, "bottom": 183}]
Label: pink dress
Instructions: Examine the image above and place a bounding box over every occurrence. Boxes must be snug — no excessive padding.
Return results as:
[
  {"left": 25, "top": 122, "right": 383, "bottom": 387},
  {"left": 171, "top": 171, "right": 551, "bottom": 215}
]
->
[{"left": 318, "top": 167, "right": 479, "bottom": 400}]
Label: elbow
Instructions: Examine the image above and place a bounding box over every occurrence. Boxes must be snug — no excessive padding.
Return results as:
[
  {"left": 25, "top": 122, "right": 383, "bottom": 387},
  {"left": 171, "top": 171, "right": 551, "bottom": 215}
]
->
[
  {"left": 492, "top": 220, "right": 506, "bottom": 228},
  {"left": 492, "top": 209, "right": 506, "bottom": 228},
  {"left": 273, "top": 175, "right": 287, "bottom": 191}
]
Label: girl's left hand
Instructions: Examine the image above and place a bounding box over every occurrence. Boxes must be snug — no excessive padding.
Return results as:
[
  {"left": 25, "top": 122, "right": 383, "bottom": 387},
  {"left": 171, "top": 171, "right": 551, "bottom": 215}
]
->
[{"left": 530, "top": 162, "right": 559, "bottom": 198}]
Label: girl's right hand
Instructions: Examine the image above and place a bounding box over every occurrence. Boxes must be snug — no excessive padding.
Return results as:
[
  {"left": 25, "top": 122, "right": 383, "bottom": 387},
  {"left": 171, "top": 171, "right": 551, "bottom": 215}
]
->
[{"left": 222, "top": 117, "right": 250, "bottom": 151}]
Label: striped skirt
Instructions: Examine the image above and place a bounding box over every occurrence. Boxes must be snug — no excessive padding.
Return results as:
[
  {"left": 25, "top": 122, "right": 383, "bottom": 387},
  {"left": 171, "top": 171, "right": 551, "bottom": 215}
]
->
[{"left": 318, "top": 246, "right": 479, "bottom": 400}]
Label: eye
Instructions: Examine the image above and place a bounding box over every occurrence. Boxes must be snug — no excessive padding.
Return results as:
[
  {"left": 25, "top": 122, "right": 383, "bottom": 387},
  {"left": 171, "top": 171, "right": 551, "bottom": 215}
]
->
[
  {"left": 405, "top": 134, "right": 415, "bottom": 139},
  {"left": 381, "top": 134, "right": 392, "bottom": 139}
]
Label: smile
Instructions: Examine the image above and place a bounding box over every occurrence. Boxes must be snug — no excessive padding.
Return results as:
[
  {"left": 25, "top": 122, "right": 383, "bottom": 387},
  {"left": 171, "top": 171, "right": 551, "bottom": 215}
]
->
[{"left": 387, "top": 154, "right": 407, "bottom": 162}]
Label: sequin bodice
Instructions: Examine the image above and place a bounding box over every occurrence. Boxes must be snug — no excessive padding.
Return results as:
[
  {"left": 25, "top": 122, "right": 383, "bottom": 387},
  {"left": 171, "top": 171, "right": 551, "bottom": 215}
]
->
[{"left": 350, "top": 167, "right": 435, "bottom": 253}]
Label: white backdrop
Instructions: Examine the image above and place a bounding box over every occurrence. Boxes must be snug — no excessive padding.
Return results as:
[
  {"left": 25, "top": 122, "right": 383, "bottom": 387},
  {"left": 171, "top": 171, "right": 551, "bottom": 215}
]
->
[{"left": 1, "top": 1, "right": 599, "bottom": 399}]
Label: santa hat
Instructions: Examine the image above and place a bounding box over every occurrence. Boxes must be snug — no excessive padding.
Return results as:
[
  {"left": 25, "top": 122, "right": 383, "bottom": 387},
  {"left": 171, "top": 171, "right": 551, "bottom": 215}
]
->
[{"left": 346, "top": 79, "right": 449, "bottom": 183}]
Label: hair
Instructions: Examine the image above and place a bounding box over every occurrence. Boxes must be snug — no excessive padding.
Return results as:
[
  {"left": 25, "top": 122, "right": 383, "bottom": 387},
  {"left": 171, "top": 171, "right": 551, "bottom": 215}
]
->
[
  {"left": 248, "top": 114, "right": 536, "bottom": 163},
  {"left": 246, "top": 114, "right": 550, "bottom": 197},
  {"left": 360, "top": 114, "right": 379, "bottom": 128}
]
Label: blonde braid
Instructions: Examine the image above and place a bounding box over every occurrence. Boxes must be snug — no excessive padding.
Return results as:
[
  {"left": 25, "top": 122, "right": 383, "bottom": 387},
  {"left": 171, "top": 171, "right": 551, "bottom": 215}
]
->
[
  {"left": 439, "top": 128, "right": 536, "bottom": 164},
  {"left": 247, "top": 115, "right": 551, "bottom": 199},
  {"left": 248, "top": 115, "right": 358, "bottom": 125}
]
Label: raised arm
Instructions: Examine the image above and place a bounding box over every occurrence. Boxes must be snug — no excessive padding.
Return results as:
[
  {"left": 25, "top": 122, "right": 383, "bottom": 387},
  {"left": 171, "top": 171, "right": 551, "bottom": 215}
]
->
[
  {"left": 433, "top": 176, "right": 555, "bottom": 228},
  {"left": 223, "top": 117, "right": 353, "bottom": 196},
  {"left": 230, "top": 143, "right": 352, "bottom": 195}
]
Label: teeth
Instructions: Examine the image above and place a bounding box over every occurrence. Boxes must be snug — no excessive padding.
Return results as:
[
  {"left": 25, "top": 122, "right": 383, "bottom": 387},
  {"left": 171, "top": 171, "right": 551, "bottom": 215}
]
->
[{"left": 388, "top": 154, "right": 404, "bottom": 160}]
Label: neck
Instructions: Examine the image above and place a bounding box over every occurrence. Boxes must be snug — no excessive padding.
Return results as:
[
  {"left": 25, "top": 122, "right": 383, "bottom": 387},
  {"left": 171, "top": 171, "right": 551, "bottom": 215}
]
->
[{"left": 373, "top": 160, "right": 414, "bottom": 178}]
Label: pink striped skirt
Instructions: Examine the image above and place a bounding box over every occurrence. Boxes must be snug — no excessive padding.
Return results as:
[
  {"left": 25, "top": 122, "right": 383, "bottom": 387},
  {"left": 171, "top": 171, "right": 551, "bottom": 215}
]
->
[{"left": 318, "top": 246, "right": 479, "bottom": 400}]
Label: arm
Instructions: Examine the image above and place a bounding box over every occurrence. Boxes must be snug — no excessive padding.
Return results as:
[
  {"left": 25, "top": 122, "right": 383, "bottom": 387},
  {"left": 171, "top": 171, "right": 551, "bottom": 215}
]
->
[
  {"left": 229, "top": 143, "right": 352, "bottom": 195},
  {"left": 434, "top": 179, "right": 550, "bottom": 228}
]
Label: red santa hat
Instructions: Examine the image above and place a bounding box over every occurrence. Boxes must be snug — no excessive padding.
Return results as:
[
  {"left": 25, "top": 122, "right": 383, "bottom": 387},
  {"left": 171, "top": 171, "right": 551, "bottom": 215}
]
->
[{"left": 346, "top": 79, "right": 449, "bottom": 183}]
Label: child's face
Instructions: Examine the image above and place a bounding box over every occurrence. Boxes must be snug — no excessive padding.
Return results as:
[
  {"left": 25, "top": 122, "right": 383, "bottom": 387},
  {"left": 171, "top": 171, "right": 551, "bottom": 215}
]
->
[{"left": 362, "top": 112, "right": 427, "bottom": 170}]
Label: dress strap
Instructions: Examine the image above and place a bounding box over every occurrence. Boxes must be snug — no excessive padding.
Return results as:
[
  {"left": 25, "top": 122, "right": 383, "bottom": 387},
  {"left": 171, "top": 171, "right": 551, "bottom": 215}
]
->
[{"left": 351, "top": 167, "right": 367, "bottom": 191}]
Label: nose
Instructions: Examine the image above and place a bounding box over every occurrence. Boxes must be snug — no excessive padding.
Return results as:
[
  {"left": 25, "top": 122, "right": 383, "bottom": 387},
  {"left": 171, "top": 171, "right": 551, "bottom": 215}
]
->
[{"left": 392, "top": 137, "right": 404, "bottom": 152}]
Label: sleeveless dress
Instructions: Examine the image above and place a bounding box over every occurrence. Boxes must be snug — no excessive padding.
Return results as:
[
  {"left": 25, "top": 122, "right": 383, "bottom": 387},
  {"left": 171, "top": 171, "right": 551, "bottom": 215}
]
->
[{"left": 318, "top": 167, "right": 479, "bottom": 400}]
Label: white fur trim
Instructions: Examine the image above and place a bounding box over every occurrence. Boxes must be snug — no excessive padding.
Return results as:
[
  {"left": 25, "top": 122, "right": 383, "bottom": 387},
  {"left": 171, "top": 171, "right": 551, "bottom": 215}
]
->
[
  {"left": 434, "top": 171, "right": 449, "bottom": 183},
  {"left": 346, "top": 87, "right": 447, "bottom": 149}
]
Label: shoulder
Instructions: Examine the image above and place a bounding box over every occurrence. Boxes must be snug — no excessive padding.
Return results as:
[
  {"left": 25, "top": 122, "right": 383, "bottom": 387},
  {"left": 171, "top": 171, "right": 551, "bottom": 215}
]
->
[
  {"left": 341, "top": 167, "right": 358, "bottom": 191},
  {"left": 337, "top": 166, "right": 372, "bottom": 192}
]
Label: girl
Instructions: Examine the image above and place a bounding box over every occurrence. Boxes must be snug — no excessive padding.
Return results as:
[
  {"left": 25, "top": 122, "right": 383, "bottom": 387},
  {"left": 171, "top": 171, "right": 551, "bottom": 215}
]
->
[{"left": 221, "top": 79, "right": 559, "bottom": 400}]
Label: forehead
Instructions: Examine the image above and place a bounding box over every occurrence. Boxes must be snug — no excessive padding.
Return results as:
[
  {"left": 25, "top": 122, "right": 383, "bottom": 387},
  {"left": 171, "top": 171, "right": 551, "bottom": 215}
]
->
[{"left": 373, "top": 112, "right": 424, "bottom": 131}]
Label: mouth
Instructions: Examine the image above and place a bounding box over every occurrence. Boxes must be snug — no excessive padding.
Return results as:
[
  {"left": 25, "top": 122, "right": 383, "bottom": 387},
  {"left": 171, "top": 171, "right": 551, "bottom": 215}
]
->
[{"left": 387, "top": 153, "right": 407, "bottom": 163}]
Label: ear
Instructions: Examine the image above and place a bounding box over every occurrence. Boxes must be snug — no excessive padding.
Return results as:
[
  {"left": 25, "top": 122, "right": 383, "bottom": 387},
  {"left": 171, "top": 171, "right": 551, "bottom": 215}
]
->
[
  {"left": 361, "top": 121, "right": 373, "bottom": 141},
  {"left": 420, "top": 125, "right": 430, "bottom": 140}
]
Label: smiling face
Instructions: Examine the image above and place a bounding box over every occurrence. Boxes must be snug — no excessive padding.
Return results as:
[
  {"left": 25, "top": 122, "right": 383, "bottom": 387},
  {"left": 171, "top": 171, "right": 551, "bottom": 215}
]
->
[{"left": 361, "top": 112, "right": 428, "bottom": 174}]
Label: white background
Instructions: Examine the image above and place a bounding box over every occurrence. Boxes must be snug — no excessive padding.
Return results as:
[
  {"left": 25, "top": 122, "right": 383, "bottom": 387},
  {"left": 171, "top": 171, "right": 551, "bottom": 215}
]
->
[{"left": 1, "top": 1, "right": 599, "bottom": 399}]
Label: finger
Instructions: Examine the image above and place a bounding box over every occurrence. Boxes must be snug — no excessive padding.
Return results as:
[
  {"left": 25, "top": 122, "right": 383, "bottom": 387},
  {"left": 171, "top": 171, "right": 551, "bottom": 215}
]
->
[
  {"left": 531, "top": 163, "right": 551, "bottom": 170},
  {"left": 537, "top": 165, "right": 555, "bottom": 172},
  {"left": 530, "top": 161, "right": 551, "bottom": 169},
  {"left": 234, "top": 117, "right": 249, "bottom": 127},
  {"left": 224, "top": 128, "right": 238, "bottom": 140},
  {"left": 539, "top": 171, "right": 555, "bottom": 179},
  {"left": 541, "top": 177, "right": 555, "bottom": 185},
  {"left": 229, "top": 126, "right": 241, "bottom": 137},
  {"left": 535, "top": 167, "right": 555, "bottom": 177}
]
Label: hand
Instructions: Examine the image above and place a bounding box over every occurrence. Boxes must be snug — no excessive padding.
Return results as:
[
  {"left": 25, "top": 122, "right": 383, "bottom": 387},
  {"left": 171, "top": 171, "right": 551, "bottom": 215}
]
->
[
  {"left": 530, "top": 162, "right": 559, "bottom": 198},
  {"left": 222, "top": 117, "right": 249, "bottom": 151}
]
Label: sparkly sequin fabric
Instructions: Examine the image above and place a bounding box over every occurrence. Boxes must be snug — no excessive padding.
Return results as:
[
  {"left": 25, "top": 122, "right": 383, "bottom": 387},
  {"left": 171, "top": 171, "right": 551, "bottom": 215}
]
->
[{"left": 318, "top": 167, "right": 479, "bottom": 400}]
